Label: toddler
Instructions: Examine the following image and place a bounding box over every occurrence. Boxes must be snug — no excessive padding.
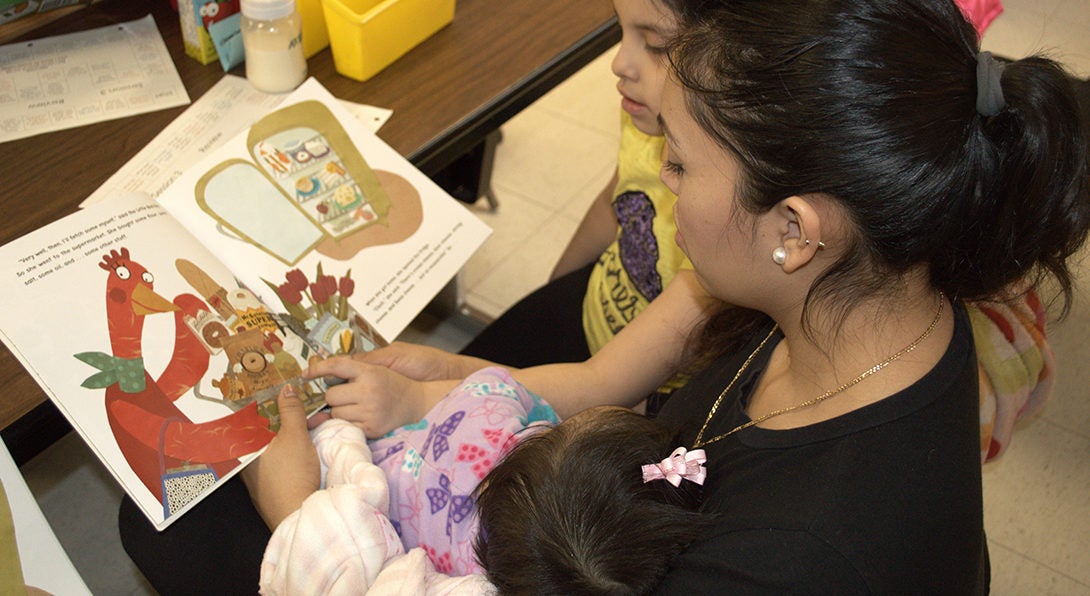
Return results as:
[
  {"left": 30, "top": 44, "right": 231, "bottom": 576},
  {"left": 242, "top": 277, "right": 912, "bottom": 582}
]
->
[{"left": 259, "top": 368, "right": 710, "bottom": 593}]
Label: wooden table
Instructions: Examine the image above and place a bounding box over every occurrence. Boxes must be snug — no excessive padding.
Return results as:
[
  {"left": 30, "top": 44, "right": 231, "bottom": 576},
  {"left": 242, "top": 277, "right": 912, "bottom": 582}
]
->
[{"left": 0, "top": 0, "right": 619, "bottom": 464}]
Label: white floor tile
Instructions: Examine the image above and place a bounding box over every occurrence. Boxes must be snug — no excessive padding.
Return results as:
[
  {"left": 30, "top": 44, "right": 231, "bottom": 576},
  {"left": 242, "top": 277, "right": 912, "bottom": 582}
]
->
[
  {"left": 465, "top": 214, "right": 582, "bottom": 319},
  {"left": 489, "top": 106, "right": 619, "bottom": 215},
  {"left": 1040, "top": 293, "right": 1090, "bottom": 439},
  {"left": 988, "top": 542, "right": 1090, "bottom": 595},
  {"left": 1035, "top": 239, "right": 1090, "bottom": 439},
  {"left": 984, "top": 0, "right": 1090, "bottom": 76},
  {"left": 461, "top": 187, "right": 558, "bottom": 290},
  {"left": 530, "top": 46, "right": 623, "bottom": 140},
  {"left": 983, "top": 419, "right": 1090, "bottom": 586},
  {"left": 463, "top": 290, "right": 511, "bottom": 323},
  {"left": 982, "top": 3, "right": 1056, "bottom": 60},
  {"left": 1041, "top": 0, "right": 1090, "bottom": 76}
]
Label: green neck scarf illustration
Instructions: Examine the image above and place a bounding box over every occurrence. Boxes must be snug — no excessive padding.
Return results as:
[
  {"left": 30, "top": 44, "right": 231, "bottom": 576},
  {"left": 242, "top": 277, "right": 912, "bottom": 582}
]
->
[{"left": 75, "top": 352, "right": 147, "bottom": 393}]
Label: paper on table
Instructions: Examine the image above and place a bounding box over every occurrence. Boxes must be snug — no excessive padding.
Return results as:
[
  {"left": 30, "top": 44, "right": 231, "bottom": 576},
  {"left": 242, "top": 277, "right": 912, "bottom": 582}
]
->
[
  {"left": 0, "top": 15, "right": 189, "bottom": 144},
  {"left": 341, "top": 99, "right": 395, "bottom": 134},
  {"left": 80, "top": 74, "right": 393, "bottom": 208}
]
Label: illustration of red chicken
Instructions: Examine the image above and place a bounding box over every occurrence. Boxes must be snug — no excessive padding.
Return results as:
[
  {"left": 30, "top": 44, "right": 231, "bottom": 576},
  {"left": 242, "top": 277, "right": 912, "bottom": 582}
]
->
[{"left": 75, "top": 248, "right": 274, "bottom": 511}]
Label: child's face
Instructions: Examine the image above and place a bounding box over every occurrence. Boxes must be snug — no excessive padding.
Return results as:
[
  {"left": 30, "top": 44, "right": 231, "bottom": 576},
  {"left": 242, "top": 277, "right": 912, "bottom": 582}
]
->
[{"left": 611, "top": 0, "right": 677, "bottom": 136}]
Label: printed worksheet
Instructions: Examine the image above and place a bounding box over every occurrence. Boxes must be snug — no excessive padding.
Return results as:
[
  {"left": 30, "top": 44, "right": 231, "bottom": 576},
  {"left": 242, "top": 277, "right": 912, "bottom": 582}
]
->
[{"left": 0, "top": 14, "right": 189, "bottom": 143}]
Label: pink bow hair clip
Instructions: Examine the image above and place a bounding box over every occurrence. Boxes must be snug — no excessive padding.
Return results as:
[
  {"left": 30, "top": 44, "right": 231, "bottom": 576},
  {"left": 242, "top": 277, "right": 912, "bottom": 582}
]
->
[{"left": 641, "top": 447, "right": 707, "bottom": 487}]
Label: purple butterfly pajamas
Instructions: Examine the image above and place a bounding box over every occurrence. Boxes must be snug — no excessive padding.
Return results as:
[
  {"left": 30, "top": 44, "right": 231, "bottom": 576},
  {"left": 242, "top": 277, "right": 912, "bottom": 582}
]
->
[{"left": 369, "top": 367, "right": 559, "bottom": 575}]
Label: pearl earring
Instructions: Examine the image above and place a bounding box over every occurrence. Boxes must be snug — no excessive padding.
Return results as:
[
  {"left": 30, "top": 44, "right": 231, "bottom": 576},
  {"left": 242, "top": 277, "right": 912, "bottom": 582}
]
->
[{"left": 772, "top": 247, "right": 787, "bottom": 265}]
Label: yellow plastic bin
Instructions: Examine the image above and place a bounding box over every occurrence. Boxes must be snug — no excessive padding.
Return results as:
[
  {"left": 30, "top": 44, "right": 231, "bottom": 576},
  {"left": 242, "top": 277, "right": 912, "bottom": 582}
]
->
[
  {"left": 297, "top": 0, "right": 331, "bottom": 58},
  {"left": 321, "top": 0, "right": 456, "bottom": 82}
]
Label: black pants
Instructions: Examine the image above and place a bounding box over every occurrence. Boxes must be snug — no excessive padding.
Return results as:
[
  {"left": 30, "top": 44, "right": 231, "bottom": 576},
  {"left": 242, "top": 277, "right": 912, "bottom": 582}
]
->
[
  {"left": 459, "top": 261, "right": 593, "bottom": 366},
  {"left": 118, "top": 262, "right": 596, "bottom": 593},
  {"left": 119, "top": 476, "right": 269, "bottom": 594}
]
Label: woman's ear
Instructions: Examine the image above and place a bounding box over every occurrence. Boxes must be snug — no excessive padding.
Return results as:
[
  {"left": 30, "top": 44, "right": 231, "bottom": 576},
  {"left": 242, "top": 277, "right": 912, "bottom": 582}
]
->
[{"left": 773, "top": 196, "right": 824, "bottom": 273}]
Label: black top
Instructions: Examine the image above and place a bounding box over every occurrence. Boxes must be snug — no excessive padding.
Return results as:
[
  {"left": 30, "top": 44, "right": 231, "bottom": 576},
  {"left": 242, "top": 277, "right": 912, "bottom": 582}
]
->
[{"left": 655, "top": 304, "right": 989, "bottom": 594}]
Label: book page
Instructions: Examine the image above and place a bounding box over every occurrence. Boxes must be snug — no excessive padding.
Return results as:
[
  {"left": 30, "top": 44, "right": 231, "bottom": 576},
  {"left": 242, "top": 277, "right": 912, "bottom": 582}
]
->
[
  {"left": 0, "top": 193, "right": 323, "bottom": 530},
  {"left": 157, "top": 78, "right": 491, "bottom": 343}
]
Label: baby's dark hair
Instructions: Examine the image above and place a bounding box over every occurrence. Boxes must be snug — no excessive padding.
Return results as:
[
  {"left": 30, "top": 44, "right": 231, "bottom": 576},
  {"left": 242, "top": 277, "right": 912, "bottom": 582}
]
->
[
  {"left": 473, "top": 407, "right": 711, "bottom": 595},
  {"left": 670, "top": 0, "right": 1089, "bottom": 348}
]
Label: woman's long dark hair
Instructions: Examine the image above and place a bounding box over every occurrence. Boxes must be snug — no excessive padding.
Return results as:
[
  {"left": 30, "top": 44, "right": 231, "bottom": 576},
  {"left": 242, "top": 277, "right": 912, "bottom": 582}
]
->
[{"left": 670, "top": 0, "right": 1089, "bottom": 357}]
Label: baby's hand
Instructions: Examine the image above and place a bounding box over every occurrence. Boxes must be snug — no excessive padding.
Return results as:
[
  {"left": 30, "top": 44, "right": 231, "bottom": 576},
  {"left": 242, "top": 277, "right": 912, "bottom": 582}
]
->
[
  {"left": 242, "top": 384, "right": 320, "bottom": 530},
  {"left": 307, "top": 356, "right": 453, "bottom": 437}
]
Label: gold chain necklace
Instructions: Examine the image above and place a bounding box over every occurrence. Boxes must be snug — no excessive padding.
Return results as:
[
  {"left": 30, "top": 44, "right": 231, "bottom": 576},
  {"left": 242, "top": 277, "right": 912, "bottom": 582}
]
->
[{"left": 693, "top": 295, "right": 945, "bottom": 449}]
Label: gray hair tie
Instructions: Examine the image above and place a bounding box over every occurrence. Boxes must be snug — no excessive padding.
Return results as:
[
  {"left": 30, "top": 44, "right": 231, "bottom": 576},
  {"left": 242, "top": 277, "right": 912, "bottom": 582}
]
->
[{"left": 976, "top": 51, "right": 1006, "bottom": 116}]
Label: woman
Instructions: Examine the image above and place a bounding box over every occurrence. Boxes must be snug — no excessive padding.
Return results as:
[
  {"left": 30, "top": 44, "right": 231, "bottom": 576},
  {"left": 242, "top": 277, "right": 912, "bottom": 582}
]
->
[{"left": 641, "top": 0, "right": 1087, "bottom": 590}]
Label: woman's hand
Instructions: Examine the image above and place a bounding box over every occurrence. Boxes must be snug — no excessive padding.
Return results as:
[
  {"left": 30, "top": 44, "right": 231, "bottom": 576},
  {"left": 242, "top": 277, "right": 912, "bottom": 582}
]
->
[
  {"left": 241, "top": 384, "right": 320, "bottom": 531},
  {"left": 307, "top": 355, "right": 457, "bottom": 437},
  {"left": 354, "top": 341, "right": 498, "bottom": 381}
]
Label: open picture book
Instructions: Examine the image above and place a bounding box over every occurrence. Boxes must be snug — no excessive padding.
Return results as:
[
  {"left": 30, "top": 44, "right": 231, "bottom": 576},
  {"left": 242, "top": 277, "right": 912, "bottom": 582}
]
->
[{"left": 0, "top": 78, "right": 491, "bottom": 530}]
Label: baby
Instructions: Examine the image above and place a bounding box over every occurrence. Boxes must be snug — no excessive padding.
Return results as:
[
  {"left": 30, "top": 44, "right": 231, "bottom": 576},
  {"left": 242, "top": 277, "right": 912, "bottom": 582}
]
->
[
  {"left": 474, "top": 399, "right": 712, "bottom": 594},
  {"left": 259, "top": 367, "right": 710, "bottom": 593}
]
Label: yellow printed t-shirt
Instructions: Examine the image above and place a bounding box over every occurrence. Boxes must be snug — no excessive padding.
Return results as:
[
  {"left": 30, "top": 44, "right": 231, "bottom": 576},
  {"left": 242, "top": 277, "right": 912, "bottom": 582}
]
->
[{"left": 583, "top": 112, "right": 693, "bottom": 361}]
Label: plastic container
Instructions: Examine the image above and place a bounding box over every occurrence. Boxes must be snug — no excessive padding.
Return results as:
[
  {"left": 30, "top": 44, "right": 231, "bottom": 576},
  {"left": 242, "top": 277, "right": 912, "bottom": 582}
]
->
[
  {"left": 241, "top": 0, "right": 309, "bottom": 93},
  {"left": 321, "top": 0, "right": 456, "bottom": 82},
  {"left": 296, "top": 0, "right": 330, "bottom": 58}
]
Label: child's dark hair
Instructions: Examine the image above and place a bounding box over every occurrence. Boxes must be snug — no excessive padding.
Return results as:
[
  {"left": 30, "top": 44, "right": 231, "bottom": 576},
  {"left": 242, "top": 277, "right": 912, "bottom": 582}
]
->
[
  {"left": 657, "top": 0, "right": 723, "bottom": 23},
  {"left": 473, "top": 407, "right": 711, "bottom": 595},
  {"left": 669, "top": 0, "right": 1089, "bottom": 352}
]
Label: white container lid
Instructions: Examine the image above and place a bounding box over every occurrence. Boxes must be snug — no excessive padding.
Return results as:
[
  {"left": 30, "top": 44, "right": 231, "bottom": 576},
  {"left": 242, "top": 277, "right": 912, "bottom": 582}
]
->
[{"left": 240, "top": 0, "right": 296, "bottom": 20}]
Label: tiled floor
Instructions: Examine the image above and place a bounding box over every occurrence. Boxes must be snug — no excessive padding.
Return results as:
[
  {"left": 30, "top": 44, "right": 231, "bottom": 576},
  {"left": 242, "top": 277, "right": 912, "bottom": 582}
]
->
[{"left": 18, "top": 1, "right": 1090, "bottom": 593}]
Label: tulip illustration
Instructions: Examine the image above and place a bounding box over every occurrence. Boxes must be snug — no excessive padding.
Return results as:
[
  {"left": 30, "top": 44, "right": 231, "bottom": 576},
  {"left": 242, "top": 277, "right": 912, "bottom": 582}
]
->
[
  {"left": 337, "top": 272, "right": 354, "bottom": 320},
  {"left": 263, "top": 262, "right": 359, "bottom": 348}
]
